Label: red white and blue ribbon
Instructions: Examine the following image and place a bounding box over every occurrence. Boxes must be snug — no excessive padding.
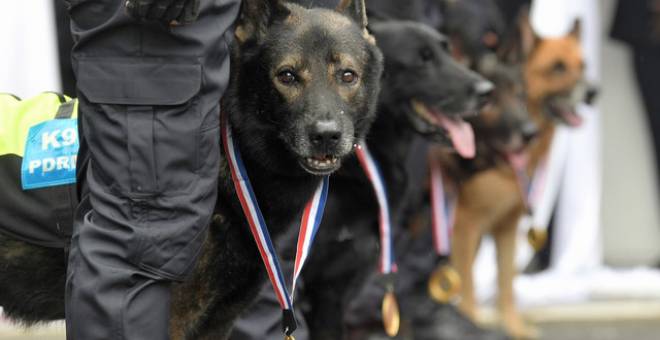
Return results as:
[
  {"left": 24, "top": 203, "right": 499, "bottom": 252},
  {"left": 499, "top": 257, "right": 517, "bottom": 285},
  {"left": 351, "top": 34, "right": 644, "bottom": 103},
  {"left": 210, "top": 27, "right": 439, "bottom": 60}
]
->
[
  {"left": 355, "top": 143, "right": 397, "bottom": 275},
  {"left": 429, "top": 155, "right": 457, "bottom": 257},
  {"left": 221, "top": 111, "right": 329, "bottom": 336},
  {"left": 292, "top": 180, "right": 329, "bottom": 298},
  {"left": 526, "top": 157, "right": 549, "bottom": 210},
  {"left": 510, "top": 155, "right": 549, "bottom": 217}
]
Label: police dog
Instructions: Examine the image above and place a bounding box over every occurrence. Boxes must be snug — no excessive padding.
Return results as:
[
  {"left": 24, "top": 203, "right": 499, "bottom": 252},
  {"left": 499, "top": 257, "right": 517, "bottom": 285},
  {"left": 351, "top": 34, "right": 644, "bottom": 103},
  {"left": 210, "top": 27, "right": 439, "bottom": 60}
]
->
[
  {"left": 449, "top": 13, "right": 584, "bottom": 339},
  {"left": 0, "top": 1, "right": 383, "bottom": 339},
  {"left": 301, "top": 20, "right": 492, "bottom": 340}
]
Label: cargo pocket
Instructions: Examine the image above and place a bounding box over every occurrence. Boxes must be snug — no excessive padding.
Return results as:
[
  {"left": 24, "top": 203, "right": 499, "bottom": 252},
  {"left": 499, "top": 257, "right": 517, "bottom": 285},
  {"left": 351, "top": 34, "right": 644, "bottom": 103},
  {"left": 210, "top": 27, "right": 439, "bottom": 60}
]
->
[
  {"left": 77, "top": 58, "right": 203, "bottom": 196},
  {"left": 197, "top": 103, "right": 221, "bottom": 177}
]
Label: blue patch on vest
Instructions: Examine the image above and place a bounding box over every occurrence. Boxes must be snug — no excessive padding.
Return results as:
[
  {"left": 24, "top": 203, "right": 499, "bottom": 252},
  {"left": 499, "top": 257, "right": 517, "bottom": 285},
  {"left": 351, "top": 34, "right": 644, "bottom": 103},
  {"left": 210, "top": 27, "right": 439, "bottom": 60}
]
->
[{"left": 21, "top": 119, "right": 79, "bottom": 190}]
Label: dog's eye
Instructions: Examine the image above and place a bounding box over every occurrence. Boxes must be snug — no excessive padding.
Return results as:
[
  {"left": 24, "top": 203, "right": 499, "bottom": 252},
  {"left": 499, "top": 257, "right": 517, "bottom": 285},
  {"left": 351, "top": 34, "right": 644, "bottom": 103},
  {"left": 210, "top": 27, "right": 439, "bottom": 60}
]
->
[
  {"left": 277, "top": 70, "right": 297, "bottom": 85},
  {"left": 340, "top": 70, "right": 358, "bottom": 84},
  {"left": 420, "top": 47, "right": 434, "bottom": 61},
  {"left": 551, "top": 61, "right": 567, "bottom": 74},
  {"left": 440, "top": 40, "right": 451, "bottom": 52}
]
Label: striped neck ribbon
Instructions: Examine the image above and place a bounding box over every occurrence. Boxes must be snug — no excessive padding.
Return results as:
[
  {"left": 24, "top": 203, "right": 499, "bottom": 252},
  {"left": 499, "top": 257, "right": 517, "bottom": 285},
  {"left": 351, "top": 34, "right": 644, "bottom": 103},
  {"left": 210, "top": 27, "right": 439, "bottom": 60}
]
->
[
  {"left": 221, "top": 111, "right": 329, "bottom": 337},
  {"left": 429, "top": 153, "right": 457, "bottom": 257},
  {"left": 354, "top": 143, "right": 397, "bottom": 275}
]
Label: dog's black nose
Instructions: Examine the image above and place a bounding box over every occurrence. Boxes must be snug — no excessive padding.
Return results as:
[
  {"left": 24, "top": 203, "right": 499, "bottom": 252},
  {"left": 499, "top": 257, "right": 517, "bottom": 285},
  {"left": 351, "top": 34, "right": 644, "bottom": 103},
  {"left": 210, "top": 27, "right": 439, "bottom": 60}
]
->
[
  {"left": 521, "top": 121, "right": 539, "bottom": 143},
  {"left": 471, "top": 80, "right": 494, "bottom": 108},
  {"left": 309, "top": 120, "right": 342, "bottom": 150}
]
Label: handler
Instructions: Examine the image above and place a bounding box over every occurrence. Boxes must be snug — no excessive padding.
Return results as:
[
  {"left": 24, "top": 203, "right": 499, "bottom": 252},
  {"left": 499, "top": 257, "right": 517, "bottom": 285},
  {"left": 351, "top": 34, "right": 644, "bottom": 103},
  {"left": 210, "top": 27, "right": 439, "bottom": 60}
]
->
[{"left": 64, "top": 1, "right": 240, "bottom": 339}]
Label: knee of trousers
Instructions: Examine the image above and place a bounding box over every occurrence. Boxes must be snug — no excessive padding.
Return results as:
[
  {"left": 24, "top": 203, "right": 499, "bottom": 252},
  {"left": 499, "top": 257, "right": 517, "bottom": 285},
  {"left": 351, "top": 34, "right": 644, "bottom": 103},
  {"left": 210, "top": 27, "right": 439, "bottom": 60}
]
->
[{"left": 73, "top": 58, "right": 222, "bottom": 281}]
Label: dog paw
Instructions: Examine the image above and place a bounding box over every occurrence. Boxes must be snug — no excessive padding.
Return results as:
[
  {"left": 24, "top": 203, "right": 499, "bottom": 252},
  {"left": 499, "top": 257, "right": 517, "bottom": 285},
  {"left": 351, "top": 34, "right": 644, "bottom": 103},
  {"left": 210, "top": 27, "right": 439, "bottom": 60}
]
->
[{"left": 503, "top": 317, "right": 540, "bottom": 339}]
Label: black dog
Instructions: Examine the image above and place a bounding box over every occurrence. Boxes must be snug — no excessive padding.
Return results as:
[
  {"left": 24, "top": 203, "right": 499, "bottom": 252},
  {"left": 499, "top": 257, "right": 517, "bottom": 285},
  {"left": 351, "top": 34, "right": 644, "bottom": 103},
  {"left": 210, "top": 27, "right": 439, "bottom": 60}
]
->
[
  {"left": 0, "top": 1, "right": 383, "bottom": 339},
  {"left": 300, "top": 20, "right": 492, "bottom": 340}
]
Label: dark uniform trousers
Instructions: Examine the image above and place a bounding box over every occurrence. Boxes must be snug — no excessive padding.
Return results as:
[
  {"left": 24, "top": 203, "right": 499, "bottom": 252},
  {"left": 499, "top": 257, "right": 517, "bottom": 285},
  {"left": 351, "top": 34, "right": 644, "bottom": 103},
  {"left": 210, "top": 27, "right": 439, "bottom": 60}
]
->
[
  {"left": 63, "top": 1, "right": 240, "bottom": 339},
  {"left": 611, "top": 0, "right": 660, "bottom": 194}
]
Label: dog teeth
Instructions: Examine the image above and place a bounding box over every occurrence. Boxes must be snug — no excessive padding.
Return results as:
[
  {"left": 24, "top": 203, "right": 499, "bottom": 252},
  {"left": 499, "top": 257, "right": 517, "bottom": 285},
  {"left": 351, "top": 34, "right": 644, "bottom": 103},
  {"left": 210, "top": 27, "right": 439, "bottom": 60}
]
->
[{"left": 306, "top": 156, "right": 338, "bottom": 168}]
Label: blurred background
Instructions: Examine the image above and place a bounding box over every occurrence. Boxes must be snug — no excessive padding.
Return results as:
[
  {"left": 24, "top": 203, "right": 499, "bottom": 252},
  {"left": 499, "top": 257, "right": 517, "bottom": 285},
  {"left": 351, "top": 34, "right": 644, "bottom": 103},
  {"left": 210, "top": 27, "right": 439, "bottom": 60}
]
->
[{"left": 0, "top": 0, "right": 659, "bottom": 339}]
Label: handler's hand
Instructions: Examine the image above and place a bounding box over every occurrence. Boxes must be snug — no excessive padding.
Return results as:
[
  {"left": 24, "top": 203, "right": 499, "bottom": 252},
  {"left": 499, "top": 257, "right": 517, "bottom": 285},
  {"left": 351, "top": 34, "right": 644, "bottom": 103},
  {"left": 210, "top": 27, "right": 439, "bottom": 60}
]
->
[{"left": 125, "top": 0, "right": 200, "bottom": 25}]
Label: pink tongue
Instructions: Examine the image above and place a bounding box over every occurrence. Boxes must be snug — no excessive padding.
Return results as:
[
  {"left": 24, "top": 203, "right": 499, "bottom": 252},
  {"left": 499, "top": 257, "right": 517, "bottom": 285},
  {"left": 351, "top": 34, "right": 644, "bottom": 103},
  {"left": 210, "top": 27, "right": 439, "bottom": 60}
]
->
[
  {"left": 436, "top": 114, "right": 476, "bottom": 159},
  {"left": 506, "top": 151, "right": 529, "bottom": 174},
  {"left": 561, "top": 110, "right": 584, "bottom": 127}
]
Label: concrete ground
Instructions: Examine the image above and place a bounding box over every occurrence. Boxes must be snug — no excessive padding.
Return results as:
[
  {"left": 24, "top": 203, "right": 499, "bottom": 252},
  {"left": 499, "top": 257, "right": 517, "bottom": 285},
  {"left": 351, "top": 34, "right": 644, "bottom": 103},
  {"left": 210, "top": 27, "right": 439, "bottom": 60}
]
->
[
  {"left": 479, "top": 300, "right": 660, "bottom": 340},
  {"left": 4, "top": 300, "right": 660, "bottom": 340},
  {"left": 539, "top": 320, "right": 660, "bottom": 340},
  {"left": 4, "top": 320, "right": 660, "bottom": 340}
]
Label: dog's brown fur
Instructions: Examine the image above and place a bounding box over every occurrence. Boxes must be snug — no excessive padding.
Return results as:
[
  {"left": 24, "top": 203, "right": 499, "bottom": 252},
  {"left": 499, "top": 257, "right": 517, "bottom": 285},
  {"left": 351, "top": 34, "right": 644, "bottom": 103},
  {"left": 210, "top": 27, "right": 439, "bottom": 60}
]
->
[{"left": 447, "top": 15, "right": 584, "bottom": 339}]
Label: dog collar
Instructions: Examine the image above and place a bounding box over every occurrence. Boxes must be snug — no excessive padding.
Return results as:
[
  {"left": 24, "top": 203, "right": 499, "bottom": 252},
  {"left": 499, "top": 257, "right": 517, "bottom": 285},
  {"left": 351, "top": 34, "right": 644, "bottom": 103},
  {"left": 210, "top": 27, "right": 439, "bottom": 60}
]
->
[{"left": 221, "top": 111, "right": 329, "bottom": 338}]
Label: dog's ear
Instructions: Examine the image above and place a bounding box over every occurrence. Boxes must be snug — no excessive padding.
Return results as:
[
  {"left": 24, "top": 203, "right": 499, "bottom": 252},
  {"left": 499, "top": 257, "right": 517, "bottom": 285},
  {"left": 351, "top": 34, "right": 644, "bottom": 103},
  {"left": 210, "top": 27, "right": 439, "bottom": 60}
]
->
[
  {"left": 336, "top": 0, "right": 367, "bottom": 29},
  {"left": 517, "top": 6, "right": 539, "bottom": 58},
  {"left": 336, "top": 0, "right": 375, "bottom": 45},
  {"left": 498, "top": 5, "right": 538, "bottom": 63},
  {"left": 235, "top": 0, "right": 290, "bottom": 44},
  {"left": 569, "top": 19, "right": 581, "bottom": 39}
]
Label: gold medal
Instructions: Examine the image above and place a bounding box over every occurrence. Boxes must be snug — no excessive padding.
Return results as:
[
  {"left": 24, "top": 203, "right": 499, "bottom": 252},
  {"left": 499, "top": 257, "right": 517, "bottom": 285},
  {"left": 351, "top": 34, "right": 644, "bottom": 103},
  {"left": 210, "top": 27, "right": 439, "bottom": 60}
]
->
[
  {"left": 381, "top": 290, "right": 400, "bottom": 337},
  {"left": 284, "top": 336, "right": 295, "bottom": 340},
  {"left": 527, "top": 227, "right": 548, "bottom": 252},
  {"left": 428, "top": 264, "right": 461, "bottom": 303}
]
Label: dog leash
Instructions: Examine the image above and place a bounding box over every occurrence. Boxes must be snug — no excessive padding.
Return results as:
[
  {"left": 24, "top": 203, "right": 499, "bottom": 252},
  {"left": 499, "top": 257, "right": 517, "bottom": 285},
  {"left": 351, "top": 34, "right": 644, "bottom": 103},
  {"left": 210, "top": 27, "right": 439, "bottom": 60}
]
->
[
  {"left": 427, "top": 150, "right": 462, "bottom": 303},
  {"left": 508, "top": 154, "right": 550, "bottom": 252},
  {"left": 221, "top": 111, "right": 329, "bottom": 340},
  {"left": 354, "top": 143, "right": 400, "bottom": 337}
]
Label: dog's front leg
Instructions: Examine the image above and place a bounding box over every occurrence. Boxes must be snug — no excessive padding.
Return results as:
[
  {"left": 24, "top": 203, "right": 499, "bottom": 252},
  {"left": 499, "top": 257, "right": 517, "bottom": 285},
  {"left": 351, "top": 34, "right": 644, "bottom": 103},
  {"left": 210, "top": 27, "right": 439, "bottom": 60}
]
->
[
  {"left": 451, "top": 204, "right": 483, "bottom": 321},
  {"left": 493, "top": 207, "right": 539, "bottom": 339}
]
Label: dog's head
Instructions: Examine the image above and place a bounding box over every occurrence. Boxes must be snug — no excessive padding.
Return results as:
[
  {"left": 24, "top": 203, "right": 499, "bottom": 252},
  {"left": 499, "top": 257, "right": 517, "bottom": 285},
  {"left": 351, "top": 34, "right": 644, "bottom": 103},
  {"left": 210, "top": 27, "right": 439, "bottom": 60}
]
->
[
  {"left": 370, "top": 21, "right": 493, "bottom": 159},
  {"left": 227, "top": 0, "right": 383, "bottom": 176},
  {"left": 470, "top": 61, "right": 537, "bottom": 167},
  {"left": 522, "top": 18, "right": 585, "bottom": 127},
  {"left": 442, "top": 0, "right": 505, "bottom": 68}
]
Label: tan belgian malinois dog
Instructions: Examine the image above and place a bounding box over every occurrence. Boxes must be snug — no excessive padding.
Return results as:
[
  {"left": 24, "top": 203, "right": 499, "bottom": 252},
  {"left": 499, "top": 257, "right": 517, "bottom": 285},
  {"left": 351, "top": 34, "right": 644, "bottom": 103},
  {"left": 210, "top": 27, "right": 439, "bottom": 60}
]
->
[{"left": 449, "top": 10, "right": 584, "bottom": 339}]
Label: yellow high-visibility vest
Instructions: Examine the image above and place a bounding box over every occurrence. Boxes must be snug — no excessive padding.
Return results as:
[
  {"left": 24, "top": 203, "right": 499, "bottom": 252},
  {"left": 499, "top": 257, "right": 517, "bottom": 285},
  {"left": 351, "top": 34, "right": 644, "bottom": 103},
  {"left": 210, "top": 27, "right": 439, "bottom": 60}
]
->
[{"left": 0, "top": 92, "right": 78, "bottom": 157}]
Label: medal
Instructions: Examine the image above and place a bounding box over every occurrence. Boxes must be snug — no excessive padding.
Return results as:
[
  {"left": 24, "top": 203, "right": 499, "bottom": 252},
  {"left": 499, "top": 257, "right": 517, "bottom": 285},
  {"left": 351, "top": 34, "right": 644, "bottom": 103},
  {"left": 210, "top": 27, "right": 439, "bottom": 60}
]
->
[
  {"left": 284, "top": 336, "right": 295, "bottom": 340},
  {"left": 428, "top": 264, "right": 462, "bottom": 303},
  {"left": 527, "top": 227, "right": 548, "bottom": 252},
  {"left": 381, "top": 287, "right": 400, "bottom": 337},
  {"left": 222, "top": 111, "right": 329, "bottom": 339}
]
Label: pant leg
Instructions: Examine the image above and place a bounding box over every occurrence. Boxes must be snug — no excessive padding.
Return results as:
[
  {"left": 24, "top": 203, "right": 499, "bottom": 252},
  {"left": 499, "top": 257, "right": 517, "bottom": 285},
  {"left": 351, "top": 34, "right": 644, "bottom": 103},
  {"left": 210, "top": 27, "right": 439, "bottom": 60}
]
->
[
  {"left": 64, "top": 1, "right": 240, "bottom": 339},
  {"left": 633, "top": 46, "right": 660, "bottom": 186}
]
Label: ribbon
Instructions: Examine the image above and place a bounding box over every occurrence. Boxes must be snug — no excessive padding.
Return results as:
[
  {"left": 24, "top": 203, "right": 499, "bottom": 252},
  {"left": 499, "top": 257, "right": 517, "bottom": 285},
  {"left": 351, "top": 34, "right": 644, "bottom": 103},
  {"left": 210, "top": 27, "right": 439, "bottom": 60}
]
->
[
  {"left": 354, "top": 143, "right": 396, "bottom": 275},
  {"left": 427, "top": 150, "right": 462, "bottom": 304},
  {"left": 429, "top": 154, "right": 457, "bottom": 257},
  {"left": 221, "top": 111, "right": 329, "bottom": 337},
  {"left": 509, "top": 154, "right": 549, "bottom": 220},
  {"left": 509, "top": 153, "right": 551, "bottom": 251},
  {"left": 354, "top": 142, "right": 400, "bottom": 337}
]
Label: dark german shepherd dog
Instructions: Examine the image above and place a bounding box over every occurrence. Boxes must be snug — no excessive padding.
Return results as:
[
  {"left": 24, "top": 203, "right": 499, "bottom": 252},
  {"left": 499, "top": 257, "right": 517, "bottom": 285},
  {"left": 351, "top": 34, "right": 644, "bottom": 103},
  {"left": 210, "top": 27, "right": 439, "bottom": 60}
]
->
[
  {"left": 0, "top": 1, "right": 383, "bottom": 339},
  {"left": 300, "top": 19, "right": 492, "bottom": 340}
]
